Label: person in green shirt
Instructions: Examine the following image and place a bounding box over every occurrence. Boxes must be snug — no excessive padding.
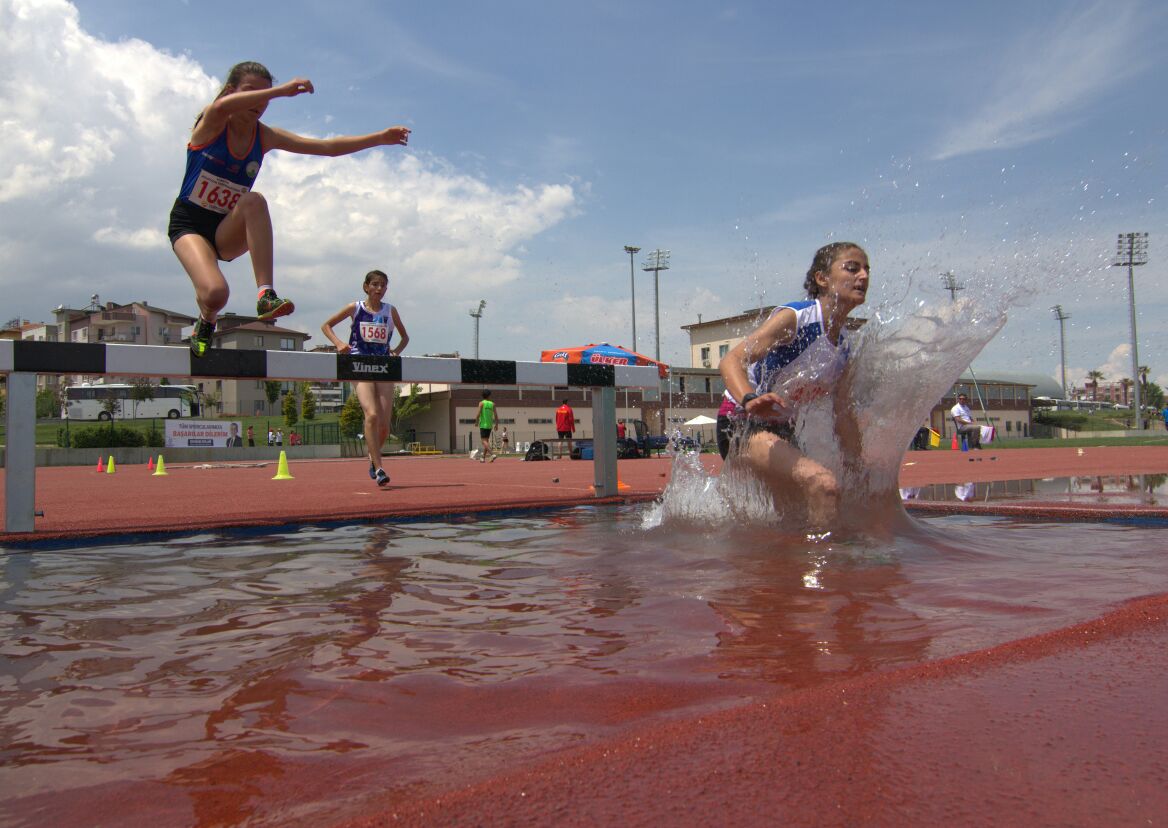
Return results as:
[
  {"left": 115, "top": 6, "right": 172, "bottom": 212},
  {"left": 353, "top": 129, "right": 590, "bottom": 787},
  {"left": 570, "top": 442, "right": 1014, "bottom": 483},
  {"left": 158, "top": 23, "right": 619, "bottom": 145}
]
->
[{"left": 476, "top": 390, "right": 497, "bottom": 463}]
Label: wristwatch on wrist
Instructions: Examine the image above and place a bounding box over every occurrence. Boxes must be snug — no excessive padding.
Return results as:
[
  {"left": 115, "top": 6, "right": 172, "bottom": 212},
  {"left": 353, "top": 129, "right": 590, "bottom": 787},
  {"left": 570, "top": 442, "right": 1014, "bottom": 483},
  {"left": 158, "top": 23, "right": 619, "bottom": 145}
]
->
[{"left": 740, "top": 392, "right": 759, "bottom": 407}]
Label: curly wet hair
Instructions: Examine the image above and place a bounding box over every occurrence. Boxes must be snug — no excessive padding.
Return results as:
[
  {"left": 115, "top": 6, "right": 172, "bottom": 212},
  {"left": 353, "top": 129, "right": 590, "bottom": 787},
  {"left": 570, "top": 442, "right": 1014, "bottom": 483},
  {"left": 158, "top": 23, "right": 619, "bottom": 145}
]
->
[{"left": 802, "top": 242, "right": 865, "bottom": 298}]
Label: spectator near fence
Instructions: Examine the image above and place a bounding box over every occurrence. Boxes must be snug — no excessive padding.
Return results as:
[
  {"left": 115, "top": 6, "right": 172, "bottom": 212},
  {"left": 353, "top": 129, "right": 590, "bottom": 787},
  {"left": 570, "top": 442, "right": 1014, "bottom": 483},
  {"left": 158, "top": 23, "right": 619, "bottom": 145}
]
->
[{"left": 556, "top": 399, "right": 575, "bottom": 440}]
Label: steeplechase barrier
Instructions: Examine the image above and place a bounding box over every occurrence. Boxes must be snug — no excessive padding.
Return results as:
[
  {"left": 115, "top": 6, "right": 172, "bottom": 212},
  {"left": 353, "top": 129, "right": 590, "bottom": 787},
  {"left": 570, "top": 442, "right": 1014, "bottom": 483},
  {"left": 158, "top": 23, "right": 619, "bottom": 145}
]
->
[{"left": 1, "top": 341, "right": 659, "bottom": 533}]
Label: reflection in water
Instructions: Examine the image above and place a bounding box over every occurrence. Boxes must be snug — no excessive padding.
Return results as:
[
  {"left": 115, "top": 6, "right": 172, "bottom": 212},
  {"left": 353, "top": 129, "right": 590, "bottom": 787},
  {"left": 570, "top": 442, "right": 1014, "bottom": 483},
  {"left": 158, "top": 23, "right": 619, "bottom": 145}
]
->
[
  {"left": 3, "top": 508, "right": 1168, "bottom": 826},
  {"left": 705, "top": 528, "right": 927, "bottom": 686},
  {"left": 901, "top": 474, "right": 1168, "bottom": 505}
]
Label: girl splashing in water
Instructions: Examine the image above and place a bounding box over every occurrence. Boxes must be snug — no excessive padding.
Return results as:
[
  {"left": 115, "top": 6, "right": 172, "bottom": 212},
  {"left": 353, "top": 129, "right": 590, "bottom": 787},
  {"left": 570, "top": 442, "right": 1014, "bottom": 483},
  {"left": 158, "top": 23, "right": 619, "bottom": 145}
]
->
[
  {"left": 718, "top": 242, "right": 869, "bottom": 532},
  {"left": 169, "top": 61, "right": 411, "bottom": 357}
]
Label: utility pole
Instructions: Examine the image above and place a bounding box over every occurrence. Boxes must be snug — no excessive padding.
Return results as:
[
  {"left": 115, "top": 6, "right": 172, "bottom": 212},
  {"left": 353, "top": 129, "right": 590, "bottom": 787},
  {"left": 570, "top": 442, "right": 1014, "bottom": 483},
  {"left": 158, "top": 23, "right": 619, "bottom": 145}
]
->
[
  {"left": 1113, "top": 232, "right": 1148, "bottom": 428},
  {"left": 641, "top": 249, "right": 670, "bottom": 362},
  {"left": 1051, "top": 304, "right": 1071, "bottom": 400},
  {"left": 469, "top": 300, "right": 486, "bottom": 359},
  {"left": 624, "top": 245, "right": 640, "bottom": 352},
  {"left": 940, "top": 271, "right": 989, "bottom": 422}
]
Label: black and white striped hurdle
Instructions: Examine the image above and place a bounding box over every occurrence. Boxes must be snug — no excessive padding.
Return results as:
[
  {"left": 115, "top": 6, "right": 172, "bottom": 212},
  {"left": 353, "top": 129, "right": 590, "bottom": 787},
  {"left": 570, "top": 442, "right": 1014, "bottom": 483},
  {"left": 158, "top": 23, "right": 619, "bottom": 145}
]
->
[{"left": 1, "top": 341, "right": 660, "bottom": 533}]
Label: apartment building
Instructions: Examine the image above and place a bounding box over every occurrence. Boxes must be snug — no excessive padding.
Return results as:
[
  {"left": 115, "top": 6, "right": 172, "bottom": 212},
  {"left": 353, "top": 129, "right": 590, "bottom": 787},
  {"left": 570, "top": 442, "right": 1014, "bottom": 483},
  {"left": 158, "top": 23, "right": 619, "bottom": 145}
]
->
[
  {"left": 200, "top": 314, "right": 313, "bottom": 416},
  {"left": 53, "top": 297, "right": 195, "bottom": 350}
]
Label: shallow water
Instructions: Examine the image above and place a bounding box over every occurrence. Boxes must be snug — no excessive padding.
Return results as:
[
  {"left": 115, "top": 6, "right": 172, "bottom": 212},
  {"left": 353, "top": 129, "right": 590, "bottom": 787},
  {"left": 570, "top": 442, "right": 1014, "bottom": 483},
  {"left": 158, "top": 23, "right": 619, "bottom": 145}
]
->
[
  {"left": 2, "top": 506, "right": 1167, "bottom": 826},
  {"left": 904, "top": 473, "right": 1168, "bottom": 505}
]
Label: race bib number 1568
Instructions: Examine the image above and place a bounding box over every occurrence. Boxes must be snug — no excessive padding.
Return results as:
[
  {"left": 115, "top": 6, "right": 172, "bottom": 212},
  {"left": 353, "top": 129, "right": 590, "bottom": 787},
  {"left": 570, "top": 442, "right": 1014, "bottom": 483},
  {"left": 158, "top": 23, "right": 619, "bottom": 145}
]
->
[{"left": 360, "top": 321, "right": 390, "bottom": 344}]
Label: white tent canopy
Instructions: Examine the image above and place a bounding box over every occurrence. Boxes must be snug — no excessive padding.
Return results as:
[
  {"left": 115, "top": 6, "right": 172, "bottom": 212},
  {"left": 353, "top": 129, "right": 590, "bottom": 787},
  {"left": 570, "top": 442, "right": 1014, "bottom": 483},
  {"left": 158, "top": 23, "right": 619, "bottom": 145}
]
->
[{"left": 684, "top": 414, "right": 717, "bottom": 426}]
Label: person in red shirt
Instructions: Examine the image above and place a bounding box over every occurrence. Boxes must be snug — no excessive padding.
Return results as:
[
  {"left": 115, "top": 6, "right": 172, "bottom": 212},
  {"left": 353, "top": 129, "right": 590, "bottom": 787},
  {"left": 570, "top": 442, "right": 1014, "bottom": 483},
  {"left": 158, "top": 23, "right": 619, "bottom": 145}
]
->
[
  {"left": 616, "top": 420, "right": 626, "bottom": 440},
  {"left": 555, "top": 399, "right": 575, "bottom": 439}
]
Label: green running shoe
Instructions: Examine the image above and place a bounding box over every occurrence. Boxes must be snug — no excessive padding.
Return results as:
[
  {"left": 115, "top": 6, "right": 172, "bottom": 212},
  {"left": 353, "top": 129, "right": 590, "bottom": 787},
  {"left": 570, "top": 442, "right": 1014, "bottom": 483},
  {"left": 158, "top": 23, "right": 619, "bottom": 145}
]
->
[
  {"left": 189, "top": 318, "right": 216, "bottom": 358},
  {"left": 256, "top": 289, "right": 295, "bottom": 321}
]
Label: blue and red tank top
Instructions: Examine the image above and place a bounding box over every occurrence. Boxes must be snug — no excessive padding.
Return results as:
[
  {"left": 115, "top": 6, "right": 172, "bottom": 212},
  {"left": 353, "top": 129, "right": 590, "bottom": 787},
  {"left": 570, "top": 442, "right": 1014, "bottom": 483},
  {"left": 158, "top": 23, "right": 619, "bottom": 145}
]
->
[{"left": 177, "top": 126, "right": 265, "bottom": 214}]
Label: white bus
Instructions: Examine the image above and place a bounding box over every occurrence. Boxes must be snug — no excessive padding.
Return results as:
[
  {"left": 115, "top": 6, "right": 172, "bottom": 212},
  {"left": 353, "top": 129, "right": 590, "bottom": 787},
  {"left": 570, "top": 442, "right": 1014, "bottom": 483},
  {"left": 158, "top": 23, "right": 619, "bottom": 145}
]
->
[{"left": 62, "top": 384, "right": 199, "bottom": 420}]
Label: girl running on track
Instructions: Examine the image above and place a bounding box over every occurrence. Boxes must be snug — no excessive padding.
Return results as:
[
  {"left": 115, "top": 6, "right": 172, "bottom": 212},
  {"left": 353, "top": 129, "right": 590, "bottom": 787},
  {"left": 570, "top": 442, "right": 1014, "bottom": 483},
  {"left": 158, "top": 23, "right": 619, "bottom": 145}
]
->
[
  {"left": 169, "top": 61, "right": 411, "bottom": 357},
  {"left": 321, "top": 269, "right": 410, "bottom": 486},
  {"left": 717, "top": 242, "right": 869, "bottom": 531}
]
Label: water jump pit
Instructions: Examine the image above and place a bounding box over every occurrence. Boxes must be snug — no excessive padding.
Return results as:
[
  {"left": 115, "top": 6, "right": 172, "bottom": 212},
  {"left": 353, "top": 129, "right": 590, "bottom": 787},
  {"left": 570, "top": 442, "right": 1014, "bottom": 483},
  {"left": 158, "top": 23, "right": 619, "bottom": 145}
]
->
[{"left": 2, "top": 447, "right": 1167, "bottom": 827}]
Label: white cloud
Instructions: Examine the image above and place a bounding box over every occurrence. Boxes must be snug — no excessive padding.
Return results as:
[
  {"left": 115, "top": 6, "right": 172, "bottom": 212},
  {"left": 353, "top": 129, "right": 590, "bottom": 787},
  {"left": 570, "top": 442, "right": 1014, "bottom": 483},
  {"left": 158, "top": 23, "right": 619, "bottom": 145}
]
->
[
  {"left": 0, "top": 0, "right": 210, "bottom": 205},
  {"left": 931, "top": 2, "right": 1151, "bottom": 161},
  {"left": 0, "top": 0, "right": 579, "bottom": 357},
  {"left": 1067, "top": 342, "right": 1167, "bottom": 390},
  {"left": 92, "top": 226, "right": 164, "bottom": 249},
  {"left": 262, "top": 151, "right": 576, "bottom": 297},
  {"left": 1097, "top": 343, "right": 1134, "bottom": 383}
]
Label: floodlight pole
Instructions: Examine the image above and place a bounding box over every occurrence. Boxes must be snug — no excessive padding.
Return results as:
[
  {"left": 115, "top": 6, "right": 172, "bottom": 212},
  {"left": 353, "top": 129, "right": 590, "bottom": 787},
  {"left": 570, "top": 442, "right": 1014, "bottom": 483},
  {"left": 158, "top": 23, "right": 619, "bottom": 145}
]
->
[
  {"left": 1051, "top": 304, "right": 1071, "bottom": 400},
  {"left": 940, "top": 271, "right": 989, "bottom": 422},
  {"left": 624, "top": 245, "right": 641, "bottom": 353},
  {"left": 1113, "top": 232, "right": 1148, "bottom": 427},
  {"left": 469, "top": 299, "right": 486, "bottom": 359},
  {"left": 641, "top": 249, "right": 671, "bottom": 363}
]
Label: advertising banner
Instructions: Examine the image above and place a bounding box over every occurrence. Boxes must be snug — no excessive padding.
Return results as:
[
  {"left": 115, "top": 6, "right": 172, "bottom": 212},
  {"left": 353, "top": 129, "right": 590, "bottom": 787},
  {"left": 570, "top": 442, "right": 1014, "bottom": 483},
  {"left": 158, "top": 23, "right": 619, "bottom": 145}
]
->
[
  {"left": 164, "top": 420, "right": 245, "bottom": 448},
  {"left": 337, "top": 354, "right": 403, "bottom": 382}
]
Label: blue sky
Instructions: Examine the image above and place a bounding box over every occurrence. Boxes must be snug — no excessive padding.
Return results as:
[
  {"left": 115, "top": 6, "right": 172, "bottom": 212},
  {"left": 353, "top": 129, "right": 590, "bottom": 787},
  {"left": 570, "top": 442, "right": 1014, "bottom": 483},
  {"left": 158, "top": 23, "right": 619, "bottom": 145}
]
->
[{"left": 2, "top": 0, "right": 1165, "bottom": 388}]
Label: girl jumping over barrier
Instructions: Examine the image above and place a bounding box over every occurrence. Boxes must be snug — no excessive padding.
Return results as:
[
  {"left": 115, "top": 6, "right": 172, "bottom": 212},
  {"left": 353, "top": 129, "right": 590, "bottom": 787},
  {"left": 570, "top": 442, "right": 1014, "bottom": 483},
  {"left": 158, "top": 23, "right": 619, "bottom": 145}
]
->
[
  {"left": 169, "top": 61, "right": 411, "bottom": 357},
  {"left": 321, "top": 269, "right": 410, "bottom": 486}
]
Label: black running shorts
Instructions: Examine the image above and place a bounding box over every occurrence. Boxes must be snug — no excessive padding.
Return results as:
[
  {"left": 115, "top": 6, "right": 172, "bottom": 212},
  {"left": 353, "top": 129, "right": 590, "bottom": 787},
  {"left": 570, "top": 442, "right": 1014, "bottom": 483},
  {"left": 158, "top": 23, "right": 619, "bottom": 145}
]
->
[
  {"left": 167, "top": 198, "right": 231, "bottom": 260},
  {"left": 717, "top": 415, "right": 797, "bottom": 459}
]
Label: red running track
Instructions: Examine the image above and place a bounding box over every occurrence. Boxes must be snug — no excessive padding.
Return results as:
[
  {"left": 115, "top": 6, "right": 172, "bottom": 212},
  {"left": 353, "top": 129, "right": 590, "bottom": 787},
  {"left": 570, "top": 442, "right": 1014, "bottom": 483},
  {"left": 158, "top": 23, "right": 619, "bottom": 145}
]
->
[{"left": 342, "top": 595, "right": 1168, "bottom": 827}]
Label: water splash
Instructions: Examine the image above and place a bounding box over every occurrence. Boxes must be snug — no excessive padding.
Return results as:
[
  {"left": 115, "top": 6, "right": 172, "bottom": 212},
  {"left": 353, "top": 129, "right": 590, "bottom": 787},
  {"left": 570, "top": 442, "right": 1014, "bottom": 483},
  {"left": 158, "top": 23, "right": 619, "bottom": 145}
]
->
[
  {"left": 642, "top": 450, "right": 779, "bottom": 529},
  {"left": 653, "top": 279, "right": 1011, "bottom": 534}
]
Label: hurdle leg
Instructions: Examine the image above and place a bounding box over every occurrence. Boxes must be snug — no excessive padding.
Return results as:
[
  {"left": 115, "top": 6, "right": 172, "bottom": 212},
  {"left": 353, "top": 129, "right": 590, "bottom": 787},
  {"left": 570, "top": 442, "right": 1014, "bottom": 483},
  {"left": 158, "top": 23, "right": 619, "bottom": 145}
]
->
[
  {"left": 591, "top": 386, "right": 618, "bottom": 497},
  {"left": 5, "top": 372, "right": 37, "bottom": 533}
]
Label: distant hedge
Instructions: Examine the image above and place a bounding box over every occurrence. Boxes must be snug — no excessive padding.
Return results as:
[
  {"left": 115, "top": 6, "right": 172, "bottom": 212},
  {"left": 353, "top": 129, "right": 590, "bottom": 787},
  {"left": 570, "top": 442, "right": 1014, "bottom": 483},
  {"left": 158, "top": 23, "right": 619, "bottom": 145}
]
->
[
  {"left": 1033, "top": 410, "right": 1089, "bottom": 431},
  {"left": 68, "top": 424, "right": 164, "bottom": 448}
]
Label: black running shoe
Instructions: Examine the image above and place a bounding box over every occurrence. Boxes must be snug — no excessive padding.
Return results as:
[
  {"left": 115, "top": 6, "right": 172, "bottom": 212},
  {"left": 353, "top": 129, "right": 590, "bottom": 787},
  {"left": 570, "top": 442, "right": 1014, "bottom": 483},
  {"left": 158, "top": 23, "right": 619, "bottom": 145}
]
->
[
  {"left": 256, "top": 289, "right": 295, "bottom": 321},
  {"left": 375, "top": 468, "right": 390, "bottom": 487},
  {"left": 190, "top": 318, "right": 216, "bottom": 358},
  {"left": 368, "top": 462, "right": 377, "bottom": 480}
]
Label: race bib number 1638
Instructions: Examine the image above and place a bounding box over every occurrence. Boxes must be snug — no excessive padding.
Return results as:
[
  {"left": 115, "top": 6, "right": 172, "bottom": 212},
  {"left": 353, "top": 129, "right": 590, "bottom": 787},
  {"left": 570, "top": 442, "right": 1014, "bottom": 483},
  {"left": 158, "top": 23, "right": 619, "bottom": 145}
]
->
[{"left": 190, "top": 171, "right": 248, "bottom": 214}]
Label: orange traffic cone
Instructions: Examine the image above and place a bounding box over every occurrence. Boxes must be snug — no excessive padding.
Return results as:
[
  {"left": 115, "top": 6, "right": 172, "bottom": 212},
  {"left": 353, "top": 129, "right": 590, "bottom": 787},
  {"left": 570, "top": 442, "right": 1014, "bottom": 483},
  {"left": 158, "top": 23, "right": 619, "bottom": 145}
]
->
[
  {"left": 148, "top": 456, "right": 155, "bottom": 471},
  {"left": 951, "top": 433, "right": 959, "bottom": 450},
  {"left": 590, "top": 465, "right": 632, "bottom": 493},
  {"left": 96, "top": 456, "right": 104, "bottom": 471}
]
